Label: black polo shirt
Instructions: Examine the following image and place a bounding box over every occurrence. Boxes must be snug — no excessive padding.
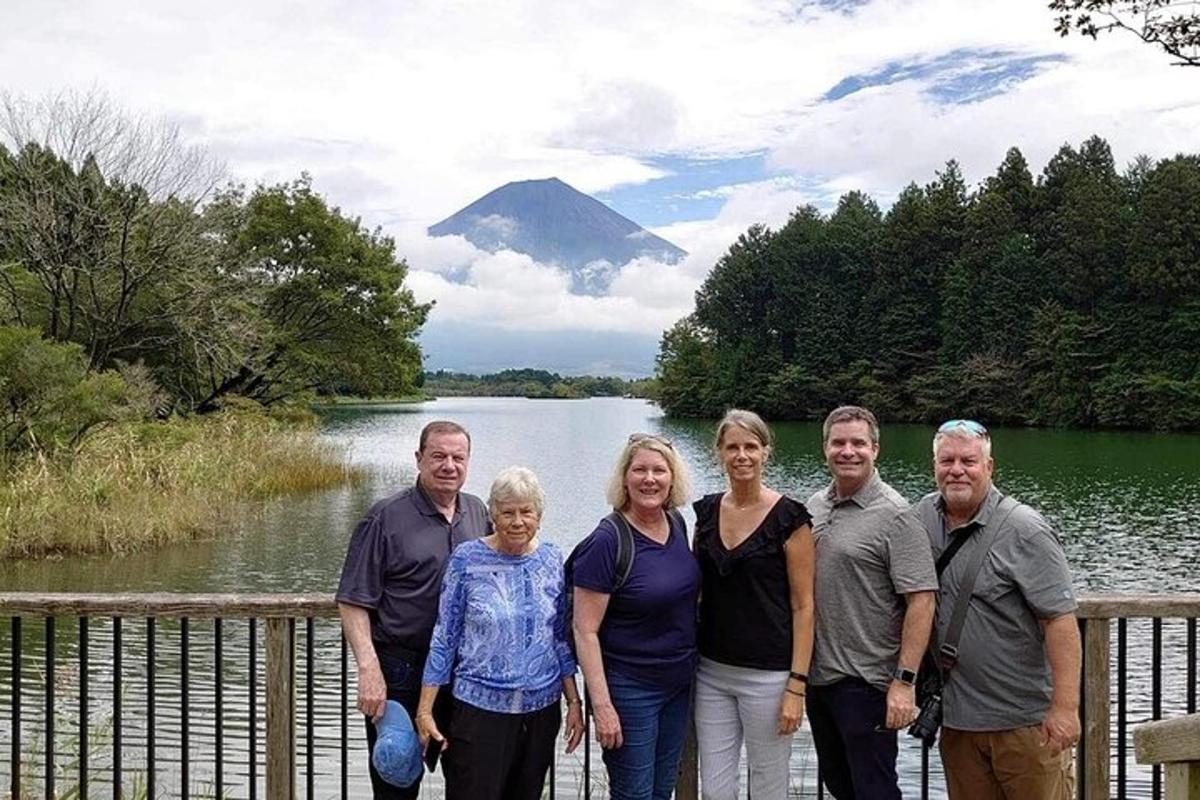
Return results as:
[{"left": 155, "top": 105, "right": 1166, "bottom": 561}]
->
[{"left": 336, "top": 482, "right": 488, "bottom": 652}]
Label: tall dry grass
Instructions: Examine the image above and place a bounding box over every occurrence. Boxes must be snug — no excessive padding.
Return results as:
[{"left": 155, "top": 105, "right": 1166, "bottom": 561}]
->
[{"left": 0, "top": 409, "right": 364, "bottom": 559}]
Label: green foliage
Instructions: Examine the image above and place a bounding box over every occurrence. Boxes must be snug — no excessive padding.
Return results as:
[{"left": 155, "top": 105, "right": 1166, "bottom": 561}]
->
[
  {"left": 656, "top": 136, "right": 1200, "bottom": 430},
  {"left": 0, "top": 134, "right": 429, "bottom": 423},
  {"left": 422, "top": 369, "right": 648, "bottom": 399},
  {"left": 1050, "top": 1, "right": 1200, "bottom": 67},
  {"left": 0, "top": 325, "right": 129, "bottom": 457}
]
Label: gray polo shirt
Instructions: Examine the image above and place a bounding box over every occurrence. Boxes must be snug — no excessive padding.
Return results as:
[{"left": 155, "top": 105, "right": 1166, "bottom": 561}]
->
[
  {"left": 911, "top": 486, "right": 1077, "bottom": 731},
  {"left": 806, "top": 472, "right": 938, "bottom": 690},
  {"left": 336, "top": 483, "right": 488, "bottom": 652}
]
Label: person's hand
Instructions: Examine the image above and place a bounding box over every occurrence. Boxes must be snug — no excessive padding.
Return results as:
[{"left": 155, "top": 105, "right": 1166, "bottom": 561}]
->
[
  {"left": 357, "top": 661, "right": 387, "bottom": 722},
  {"left": 777, "top": 690, "right": 804, "bottom": 736},
  {"left": 885, "top": 681, "right": 918, "bottom": 730},
  {"left": 593, "top": 701, "right": 623, "bottom": 749},
  {"left": 415, "top": 709, "right": 447, "bottom": 751},
  {"left": 564, "top": 701, "right": 585, "bottom": 753},
  {"left": 1040, "top": 704, "right": 1080, "bottom": 756}
]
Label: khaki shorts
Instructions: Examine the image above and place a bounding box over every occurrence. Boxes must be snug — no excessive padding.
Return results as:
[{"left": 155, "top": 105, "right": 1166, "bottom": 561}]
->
[{"left": 940, "top": 725, "right": 1074, "bottom": 800}]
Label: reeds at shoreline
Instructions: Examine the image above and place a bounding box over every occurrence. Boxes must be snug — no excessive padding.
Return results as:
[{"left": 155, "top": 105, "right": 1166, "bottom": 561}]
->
[{"left": 0, "top": 408, "right": 365, "bottom": 559}]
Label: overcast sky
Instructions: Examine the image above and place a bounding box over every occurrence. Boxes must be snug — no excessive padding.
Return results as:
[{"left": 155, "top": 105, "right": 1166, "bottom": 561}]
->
[{"left": 4, "top": 0, "right": 1199, "bottom": 373}]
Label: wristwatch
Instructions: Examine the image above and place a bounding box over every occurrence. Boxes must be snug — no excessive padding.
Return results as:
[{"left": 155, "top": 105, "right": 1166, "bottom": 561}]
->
[{"left": 893, "top": 667, "right": 918, "bottom": 686}]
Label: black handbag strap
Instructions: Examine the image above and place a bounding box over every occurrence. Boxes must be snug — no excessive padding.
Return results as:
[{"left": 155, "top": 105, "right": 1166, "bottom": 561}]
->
[{"left": 938, "top": 496, "right": 1019, "bottom": 671}]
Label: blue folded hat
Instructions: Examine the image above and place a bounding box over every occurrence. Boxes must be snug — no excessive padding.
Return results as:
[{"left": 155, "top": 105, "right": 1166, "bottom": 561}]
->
[{"left": 372, "top": 700, "right": 423, "bottom": 788}]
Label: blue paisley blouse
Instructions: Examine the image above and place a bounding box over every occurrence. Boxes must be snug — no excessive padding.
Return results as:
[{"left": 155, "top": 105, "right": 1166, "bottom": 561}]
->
[{"left": 422, "top": 538, "right": 576, "bottom": 713}]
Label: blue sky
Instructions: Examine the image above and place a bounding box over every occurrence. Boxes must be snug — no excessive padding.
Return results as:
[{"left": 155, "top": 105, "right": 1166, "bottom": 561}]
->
[{"left": 4, "top": 0, "right": 1199, "bottom": 374}]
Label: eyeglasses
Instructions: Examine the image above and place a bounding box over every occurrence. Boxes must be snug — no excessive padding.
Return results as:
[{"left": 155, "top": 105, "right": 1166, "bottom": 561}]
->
[
  {"left": 937, "top": 419, "right": 989, "bottom": 437},
  {"left": 628, "top": 432, "right": 674, "bottom": 449}
]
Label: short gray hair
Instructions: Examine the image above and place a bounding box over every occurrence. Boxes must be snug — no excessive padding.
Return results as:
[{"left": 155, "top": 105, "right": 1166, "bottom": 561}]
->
[
  {"left": 932, "top": 429, "right": 993, "bottom": 461},
  {"left": 714, "top": 408, "right": 773, "bottom": 455},
  {"left": 605, "top": 436, "right": 691, "bottom": 511},
  {"left": 822, "top": 406, "right": 880, "bottom": 445},
  {"left": 488, "top": 466, "right": 546, "bottom": 517}
]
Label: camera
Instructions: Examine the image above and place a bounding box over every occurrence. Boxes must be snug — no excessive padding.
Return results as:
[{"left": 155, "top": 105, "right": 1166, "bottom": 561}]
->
[{"left": 907, "top": 691, "right": 942, "bottom": 747}]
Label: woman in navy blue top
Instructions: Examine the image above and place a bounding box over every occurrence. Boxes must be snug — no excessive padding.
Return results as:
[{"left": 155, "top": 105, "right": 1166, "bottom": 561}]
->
[
  {"left": 416, "top": 467, "right": 584, "bottom": 800},
  {"left": 572, "top": 433, "right": 701, "bottom": 800}
]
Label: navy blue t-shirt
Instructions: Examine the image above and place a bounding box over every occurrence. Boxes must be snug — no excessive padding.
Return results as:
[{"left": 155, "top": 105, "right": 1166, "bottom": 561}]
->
[{"left": 571, "top": 511, "right": 701, "bottom": 689}]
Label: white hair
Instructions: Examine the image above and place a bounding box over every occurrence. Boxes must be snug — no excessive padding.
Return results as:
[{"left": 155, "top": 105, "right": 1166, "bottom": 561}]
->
[
  {"left": 487, "top": 466, "right": 545, "bottom": 516},
  {"left": 932, "top": 429, "right": 993, "bottom": 460}
]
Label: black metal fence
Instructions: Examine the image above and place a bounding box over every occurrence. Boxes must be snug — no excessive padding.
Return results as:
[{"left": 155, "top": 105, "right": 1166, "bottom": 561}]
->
[{"left": 2, "top": 593, "right": 1198, "bottom": 799}]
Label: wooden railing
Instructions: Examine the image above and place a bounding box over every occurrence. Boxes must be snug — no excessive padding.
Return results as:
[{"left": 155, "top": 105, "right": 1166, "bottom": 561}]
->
[{"left": 2, "top": 592, "right": 1198, "bottom": 799}]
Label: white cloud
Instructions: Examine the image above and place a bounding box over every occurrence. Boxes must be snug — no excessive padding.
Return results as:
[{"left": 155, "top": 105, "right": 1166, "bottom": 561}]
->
[{"left": 4, "top": 0, "right": 1199, "bottom": 357}]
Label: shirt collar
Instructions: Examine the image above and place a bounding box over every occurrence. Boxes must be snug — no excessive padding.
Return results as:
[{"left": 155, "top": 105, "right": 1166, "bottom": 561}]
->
[
  {"left": 935, "top": 484, "right": 1002, "bottom": 531},
  {"left": 825, "top": 469, "right": 883, "bottom": 508},
  {"left": 413, "top": 479, "right": 461, "bottom": 522}
]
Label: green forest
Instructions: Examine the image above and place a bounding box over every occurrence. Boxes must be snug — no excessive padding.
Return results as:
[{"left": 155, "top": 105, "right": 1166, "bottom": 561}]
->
[
  {"left": 0, "top": 105, "right": 429, "bottom": 461},
  {"left": 424, "top": 369, "right": 656, "bottom": 399},
  {"left": 656, "top": 136, "right": 1200, "bottom": 430}
]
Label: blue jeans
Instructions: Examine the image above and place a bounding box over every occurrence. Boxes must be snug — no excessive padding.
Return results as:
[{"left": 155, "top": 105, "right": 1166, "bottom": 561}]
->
[{"left": 601, "top": 671, "right": 692, "bottom": 800}]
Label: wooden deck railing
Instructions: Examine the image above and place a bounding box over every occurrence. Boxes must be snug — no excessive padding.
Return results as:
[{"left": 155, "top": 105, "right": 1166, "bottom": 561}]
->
[{"left": 2, "top": 592, "right": 1198, "bottom": 799}]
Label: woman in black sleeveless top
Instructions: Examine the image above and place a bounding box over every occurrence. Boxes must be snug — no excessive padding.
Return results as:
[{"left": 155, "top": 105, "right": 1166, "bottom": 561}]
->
[{"left": 692, "top": 409, "right": 815, "bottom": 800}]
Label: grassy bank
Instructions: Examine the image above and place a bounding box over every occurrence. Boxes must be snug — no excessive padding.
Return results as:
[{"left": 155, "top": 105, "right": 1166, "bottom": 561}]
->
[{"left": 0, "top": 409, "right": 365, "bottom": 559}]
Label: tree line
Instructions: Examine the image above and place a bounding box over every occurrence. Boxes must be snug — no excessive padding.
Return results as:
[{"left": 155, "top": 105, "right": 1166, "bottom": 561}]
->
[
  {"left": 656, "top": 136, "right": 1200, "bottom": 430},
  {"left": 425, "top": 369, "right": 657, "bottom": 399},
  {"left": 0, "top": 94, "right": 429, "bottom": 458}
]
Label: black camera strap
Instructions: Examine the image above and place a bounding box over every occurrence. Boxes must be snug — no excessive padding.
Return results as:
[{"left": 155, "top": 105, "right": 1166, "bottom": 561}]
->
[{"left": 936, "top": 496, "right": 1019, "bottom": 672}]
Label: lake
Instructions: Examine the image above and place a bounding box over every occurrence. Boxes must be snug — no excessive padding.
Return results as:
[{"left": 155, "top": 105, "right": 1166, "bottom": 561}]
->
[{"left": 2, "top": 397, "right": 1198, "bottom": 798}]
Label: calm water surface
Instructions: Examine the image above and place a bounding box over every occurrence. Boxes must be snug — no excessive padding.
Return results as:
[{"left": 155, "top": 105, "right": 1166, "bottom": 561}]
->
[{"left": 3, "top": 398, "right": 1199, "bottom": 798}]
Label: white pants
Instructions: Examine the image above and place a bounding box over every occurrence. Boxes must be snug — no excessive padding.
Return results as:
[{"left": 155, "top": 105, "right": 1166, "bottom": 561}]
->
[{"left": 694, "top": 657, "right": 794, "bottom": 800}]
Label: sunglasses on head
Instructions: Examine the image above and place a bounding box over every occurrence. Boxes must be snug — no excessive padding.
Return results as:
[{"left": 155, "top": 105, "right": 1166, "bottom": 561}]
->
[
  {"left": 937, "top": 419, "right": 989, "bottom": 437},
  {"left": 628, "top": 432, "right": 674, "bottom": 449}
]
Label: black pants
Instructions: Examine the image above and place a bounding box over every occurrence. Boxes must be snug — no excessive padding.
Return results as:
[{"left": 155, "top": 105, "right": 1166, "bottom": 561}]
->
[
  {"left": 363, "top": 644, "right": 450, "bottom": 800},
  {"left": 442, "top": 698, "right": 562, "bottom": 800},
  {"left": 806, "top": 678, "right": 901, "bottom": 800}
]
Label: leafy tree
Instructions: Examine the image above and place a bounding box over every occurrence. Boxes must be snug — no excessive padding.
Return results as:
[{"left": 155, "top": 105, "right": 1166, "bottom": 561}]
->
[
  {"left": 0, "top": 325, "right": 130, "bottom": 457},
  {"left": 195, "top": 178, "right": 430, "bottom": 410},
  {"left": 1050, "top": 0, "right": 1200, "bottom": 66}
]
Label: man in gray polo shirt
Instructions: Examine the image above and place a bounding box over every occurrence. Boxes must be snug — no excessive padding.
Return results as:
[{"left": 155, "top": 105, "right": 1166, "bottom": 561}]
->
[
  {"left": 805, "top": 406, "right": 937, "bottom": 800},
  {"left": 911, "top": 419, "right": 1080, "bottom": 800},
  {"left": 336, "top": 420, "right": 489, "bottom": 799}
]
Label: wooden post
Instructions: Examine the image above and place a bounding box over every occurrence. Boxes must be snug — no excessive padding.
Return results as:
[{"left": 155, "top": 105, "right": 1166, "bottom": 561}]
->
[
  {"left": 266, "top": 617, "right": 295, "bottom": 800},
  {"left": 675, "top": 710, "right": 699, "bottom": 800},
  {"left": 1078, "top": 617, "right": 1110, "bottom": 800},
  {"left": 1134, "top": 713, "right": 1200, "bottom": 800}
]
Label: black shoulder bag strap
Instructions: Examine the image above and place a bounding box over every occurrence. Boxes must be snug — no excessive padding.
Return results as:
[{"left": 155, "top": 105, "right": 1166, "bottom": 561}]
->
[
  {"left": 605, "top": 508, "right": 685, "bottom": 592},
  {"left": 937, "top": 496, "right": 1019, "bottom": 672}
]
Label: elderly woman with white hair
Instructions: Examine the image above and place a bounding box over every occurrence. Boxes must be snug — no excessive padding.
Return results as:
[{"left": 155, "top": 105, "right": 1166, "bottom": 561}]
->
[{"left": 416, "top": 466, "right": 584, "bottom": 800}]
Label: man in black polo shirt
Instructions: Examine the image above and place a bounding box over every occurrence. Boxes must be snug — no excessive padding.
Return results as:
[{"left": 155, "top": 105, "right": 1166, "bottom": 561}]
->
[{"left": 337, "top": 420, "right": 489, "bottom": 799}]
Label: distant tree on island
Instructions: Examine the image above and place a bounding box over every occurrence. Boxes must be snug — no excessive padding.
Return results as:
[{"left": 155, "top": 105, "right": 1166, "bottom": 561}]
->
[
  {"left": 656, "top": 136, "right": 1200, "bottom": 430},
  {"left": 1050, "top": 0, "right": 1200, "bottom": 66},
  {"left": 424, "top": 370, "right": 658, "bottom": 400}
]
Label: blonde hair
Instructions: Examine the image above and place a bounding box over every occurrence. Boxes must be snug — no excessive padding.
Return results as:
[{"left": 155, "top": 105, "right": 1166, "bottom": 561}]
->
[{"left": 605, "top": 436, "right": 691, "bottom": 511}]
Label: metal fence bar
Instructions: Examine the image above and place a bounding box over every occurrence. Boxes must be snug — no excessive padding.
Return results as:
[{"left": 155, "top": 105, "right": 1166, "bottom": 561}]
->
[
  {"left": 79, "top": 616, "right": 88, "bottom": 800},
  {"left": 182, "top": 616, "right": 190, "bottom": 800},
  {"left": 341, "top": 633, "right": 348, "bottom": 800},
  {"left": 1117, "top": 617, "right": 1127, "bottom": 798},
  {"left": 216, "top": 616, "right": 225, "bottom": 797},
  {"left": 250, "top": 618, "right": 259, "bottom": 800},
  {"left": 147, "top": 617, "right": 156, "bottom": 800},
  {"left": 306, "top": 616, "right": 315, "bottom": 800},
  {"left": 10, "top": 616, "right": 19, "bottom": 800},
  {"left": 112, "top": 617, "right": 121, "bottom": 800},
  {"left": 1188, "top": 618, "right": 1197, "bottom": 715},
  {"left": 43, "top": 617, "right": 54, "bottom": 800},
  {"left": 1151, "top": 617, "right": 1162, "bottom": 798}
]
